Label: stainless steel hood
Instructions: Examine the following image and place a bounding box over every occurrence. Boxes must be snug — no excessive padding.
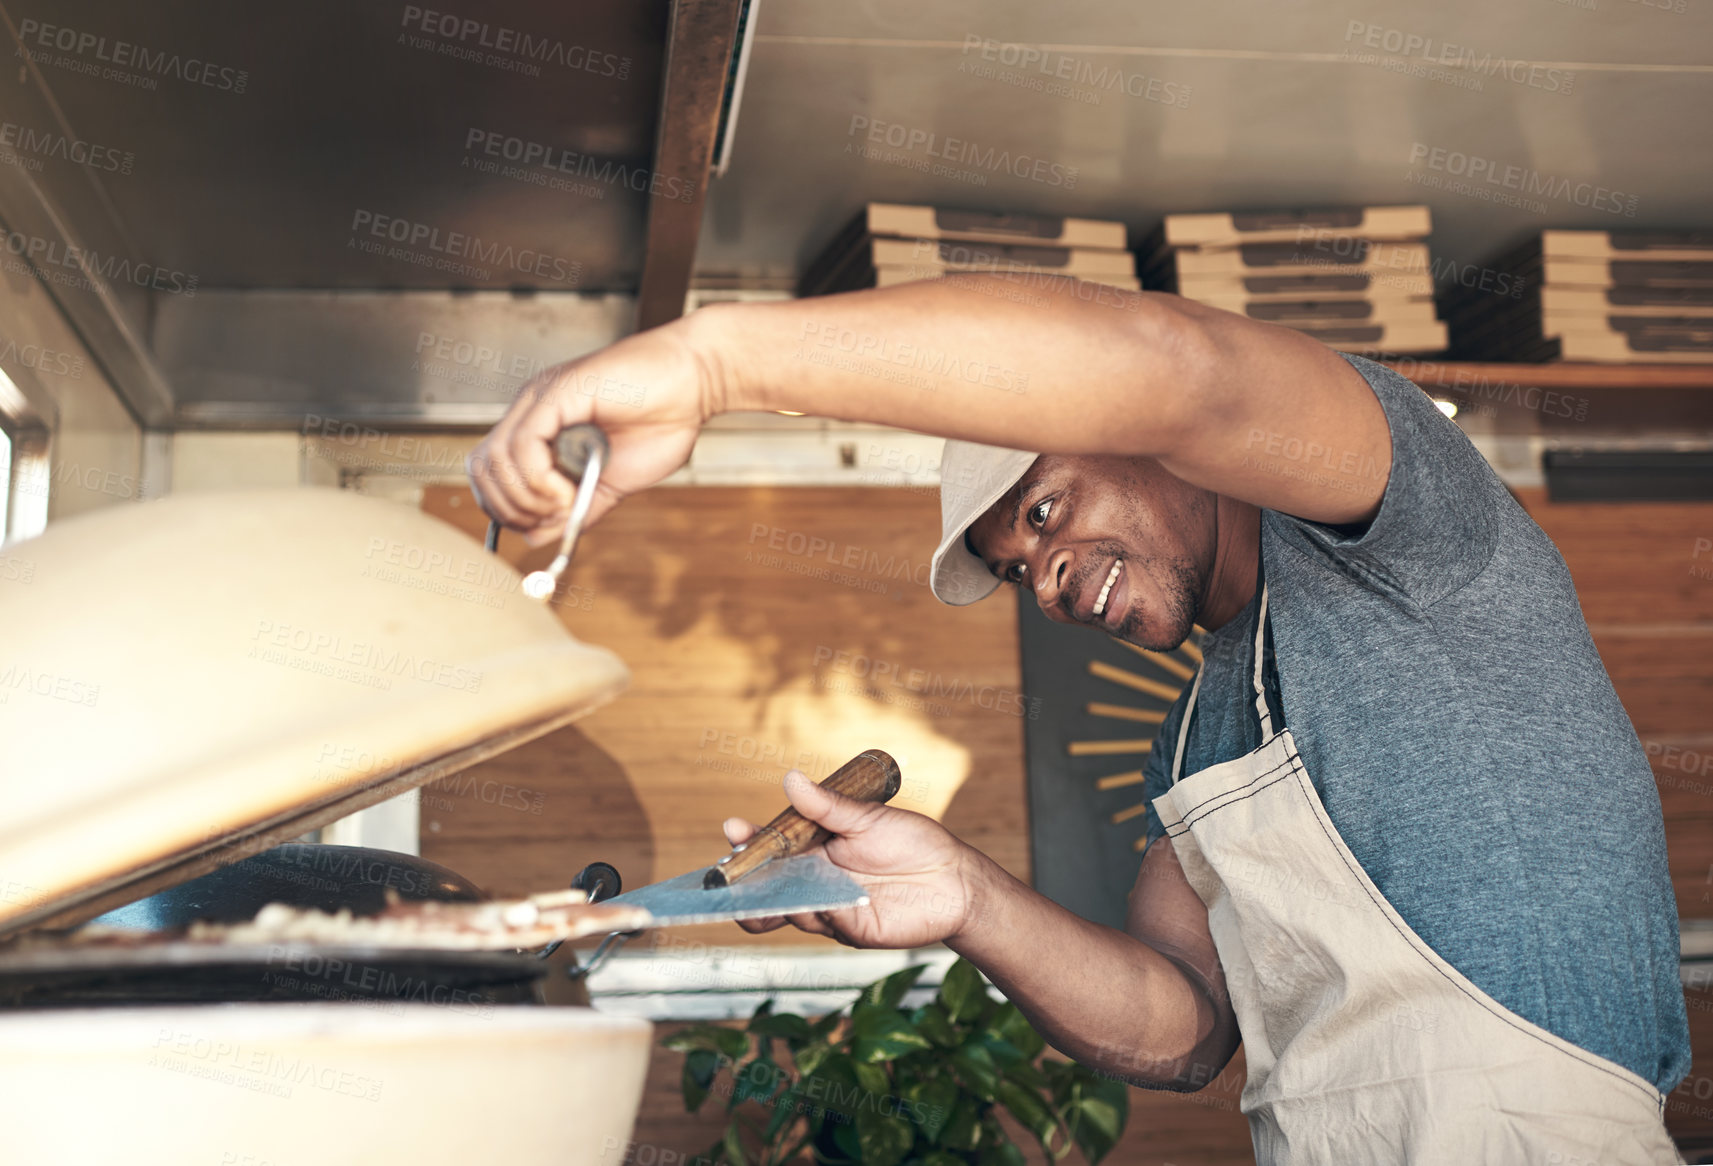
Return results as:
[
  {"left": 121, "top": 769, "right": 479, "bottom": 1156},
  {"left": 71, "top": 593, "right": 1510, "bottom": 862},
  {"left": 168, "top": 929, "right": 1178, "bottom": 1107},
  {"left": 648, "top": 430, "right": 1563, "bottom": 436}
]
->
[{"left": 0, "top": 0, "right": 748, "bottom": 428}]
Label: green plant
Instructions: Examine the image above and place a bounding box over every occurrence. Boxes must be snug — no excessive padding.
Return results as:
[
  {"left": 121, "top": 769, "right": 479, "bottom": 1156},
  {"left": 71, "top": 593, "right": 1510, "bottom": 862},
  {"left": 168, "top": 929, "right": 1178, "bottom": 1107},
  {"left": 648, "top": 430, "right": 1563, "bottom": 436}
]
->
[{"left": 662, "top": 958, "right": 1128, "bottom": 1166}]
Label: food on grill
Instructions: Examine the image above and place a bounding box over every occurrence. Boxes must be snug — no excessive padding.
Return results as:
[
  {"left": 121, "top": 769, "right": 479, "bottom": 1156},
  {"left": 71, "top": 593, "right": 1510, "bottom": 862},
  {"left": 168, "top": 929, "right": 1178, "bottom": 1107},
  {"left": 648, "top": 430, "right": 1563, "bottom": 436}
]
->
[{"left": 28, "top": 888, "right": 652, "bottom": 953}]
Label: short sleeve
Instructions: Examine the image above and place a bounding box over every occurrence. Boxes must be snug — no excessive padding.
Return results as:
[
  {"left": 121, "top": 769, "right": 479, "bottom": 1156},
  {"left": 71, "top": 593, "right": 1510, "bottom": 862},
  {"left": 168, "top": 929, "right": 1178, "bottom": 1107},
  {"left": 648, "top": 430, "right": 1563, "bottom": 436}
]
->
[{"left": 1263, "top": 353, "right": 1499, "bottom": 608}]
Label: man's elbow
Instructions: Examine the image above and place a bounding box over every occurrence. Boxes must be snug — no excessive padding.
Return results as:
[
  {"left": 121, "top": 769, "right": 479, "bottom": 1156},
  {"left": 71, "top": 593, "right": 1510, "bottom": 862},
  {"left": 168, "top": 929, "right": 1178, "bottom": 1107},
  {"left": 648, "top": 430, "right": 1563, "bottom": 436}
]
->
[
  {"left": 1096, "top": 1044, "right": 1235, "bottom": 1093},
  {"left": 1079, "top": 1019, "right": 1237, "bottom": 1093}
]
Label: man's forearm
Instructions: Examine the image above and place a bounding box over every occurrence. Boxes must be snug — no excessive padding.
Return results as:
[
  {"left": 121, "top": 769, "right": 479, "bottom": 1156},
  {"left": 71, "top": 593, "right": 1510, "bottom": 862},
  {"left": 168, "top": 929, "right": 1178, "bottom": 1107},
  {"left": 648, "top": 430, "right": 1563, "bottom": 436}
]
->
[
  {"left": 686, "top": 277, "right": 1206, "bottom": 458},
  {"left": 950, "top": 847, "right": 1237, "bottom": 1089}
]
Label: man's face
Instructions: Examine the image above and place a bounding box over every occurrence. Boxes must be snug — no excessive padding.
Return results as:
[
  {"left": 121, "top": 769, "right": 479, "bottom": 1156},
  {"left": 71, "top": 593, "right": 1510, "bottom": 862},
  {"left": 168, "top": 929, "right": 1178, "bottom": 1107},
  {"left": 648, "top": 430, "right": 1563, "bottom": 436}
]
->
[{"left": 966, "top": 454, "right": 1215, "bottom": 649}]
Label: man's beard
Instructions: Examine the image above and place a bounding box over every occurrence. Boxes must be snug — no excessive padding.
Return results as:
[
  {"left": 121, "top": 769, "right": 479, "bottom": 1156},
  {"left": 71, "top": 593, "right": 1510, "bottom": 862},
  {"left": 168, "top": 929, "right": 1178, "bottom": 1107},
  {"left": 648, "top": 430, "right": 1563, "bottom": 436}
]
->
[{"left": 1110, "top": 552, "right": 1201, "bottom": 651}]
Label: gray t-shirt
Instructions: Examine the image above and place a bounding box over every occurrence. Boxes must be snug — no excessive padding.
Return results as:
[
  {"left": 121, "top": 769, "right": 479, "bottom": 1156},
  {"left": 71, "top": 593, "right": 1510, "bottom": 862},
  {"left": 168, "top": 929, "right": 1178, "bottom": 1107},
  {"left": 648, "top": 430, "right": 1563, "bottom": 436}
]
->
[{"left": 1140, "top": 353, "right": 1690, "bottom": 1093}]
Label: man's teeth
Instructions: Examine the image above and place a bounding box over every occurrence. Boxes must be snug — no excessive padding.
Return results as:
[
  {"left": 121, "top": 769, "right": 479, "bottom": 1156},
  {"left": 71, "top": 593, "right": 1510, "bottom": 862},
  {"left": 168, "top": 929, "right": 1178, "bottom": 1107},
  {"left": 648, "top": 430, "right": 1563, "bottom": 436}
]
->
[{"left": 1093, "top": 560, "right": 1123, "bottom": 617}]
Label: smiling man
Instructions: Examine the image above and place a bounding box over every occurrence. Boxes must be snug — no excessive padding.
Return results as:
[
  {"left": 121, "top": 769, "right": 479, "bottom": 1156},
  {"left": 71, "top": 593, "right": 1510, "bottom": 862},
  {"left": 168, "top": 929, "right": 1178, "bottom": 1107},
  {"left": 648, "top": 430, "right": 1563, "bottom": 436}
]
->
[{"left": 469, "top": 274, "right": 1688, "bottom": 1165}]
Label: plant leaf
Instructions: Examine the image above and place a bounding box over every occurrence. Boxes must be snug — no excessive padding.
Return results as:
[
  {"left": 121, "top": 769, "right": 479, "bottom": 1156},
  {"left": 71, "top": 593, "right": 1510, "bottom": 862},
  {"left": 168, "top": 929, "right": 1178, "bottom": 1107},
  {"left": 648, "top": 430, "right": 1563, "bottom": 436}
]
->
[
  {"left": 939, "top": 1096, "right": 982, "bottom": 1150},
  {"left": 975, "top": 1138, "right": 1026, "bottom": 1166},
  {"left": 986, "top": 1002, "right": 1046, "bottom": 1061},
  {"left": 862, "top": 963, "right": 929, "bottom": 1010},
  {"left": 978, "top": 1032, "right": 1025, "bottom": 1068},
  {"left": 713, "top": 1027, "right": 752, "bottom": 1059},
  {"left": 902, "top": 1076, "right": 958, "bottom": 1143},
  {"left": 1068, "top": 1075, "right": 1129, "bottom": 1165},
  {"left": 750, "top": 1012, "right": 813, "bottom": 1045},
  {"left": 852, "top": 1059, "right": 892, "bottom": 1097},
  {"left": 682, "top": 1047, "right": 721, "bottom": 1113},
  {"left": 937, "top": 958, "right": 987, "bottom": 1023},
  {"left": 996, "top": 1078, "right": 1060, "bottom": 1154},
  {"left": 664, "top": 1023, "right": 732, "bottom": 1053},
  {"left": 1002, "top": 1060, "right": 1050, "bottom": 1092},
  {"left": 732, "top": 1053, "right": 783, "bottom": 1107},
  {"left": 831, "top": 1117, "right": 863, "bottom": 1161},
  {"left": 1041, "top": 1059, "right": 1078, "bottom": 1105},
  {"left": 763, "top": 1086, "right": 803, "bottom": 1142},
  {"left": 811, "top": 1115, "right": 854, "bottom": 1164},
  {"left": 855, "top": 1108, "right": 915, "bottom": 1166},
  {"left": 910, "top": 1002, "right": 961, "bottom": 1049},
  {"left": 911, "top": 1153, "right": 967, "bottom": 1166},
  {"left": 808, "top": 1009, "right": 846, "bottom": 1043},
  {"left": 949, "top": 1041, "right": 999, "bottom": 1101},
  {"left": 804, "top": 1052, "right": 862, "bottom": 1124},
  {"left": 851, "top": 1003, "right": 932, "bottom": 1063},
  {"left": 794, "top": 1041, "right": 834, "bottom": 1079},
  {"left": 722, "top": 1123, "right": 750, "bottom": 1166}
]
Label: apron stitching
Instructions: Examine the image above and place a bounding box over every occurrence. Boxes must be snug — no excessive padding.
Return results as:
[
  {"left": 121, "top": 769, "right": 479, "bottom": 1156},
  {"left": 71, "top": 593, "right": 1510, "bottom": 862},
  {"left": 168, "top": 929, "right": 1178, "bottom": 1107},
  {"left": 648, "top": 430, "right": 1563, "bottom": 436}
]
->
[
  {"left": 1172, "top": 769, "right": 1298, "bottom": 833},
  {"left": 1280, "top": 752, "right": 1665, "bottom": 1107},
  {"left": 1164, "top": 736, "right": 1295, "bottom": 828}
]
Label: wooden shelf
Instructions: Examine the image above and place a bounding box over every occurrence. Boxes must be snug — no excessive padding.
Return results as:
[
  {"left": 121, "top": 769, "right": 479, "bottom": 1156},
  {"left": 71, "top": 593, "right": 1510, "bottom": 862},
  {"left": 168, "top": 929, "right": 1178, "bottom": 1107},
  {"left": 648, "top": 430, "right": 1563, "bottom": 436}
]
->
[
  {"left": 1383, "top": 361, "right": 1713, "bottom": 392},
  {"left": 1380, "top": 361, "right": 1713, "bottom": 433}
]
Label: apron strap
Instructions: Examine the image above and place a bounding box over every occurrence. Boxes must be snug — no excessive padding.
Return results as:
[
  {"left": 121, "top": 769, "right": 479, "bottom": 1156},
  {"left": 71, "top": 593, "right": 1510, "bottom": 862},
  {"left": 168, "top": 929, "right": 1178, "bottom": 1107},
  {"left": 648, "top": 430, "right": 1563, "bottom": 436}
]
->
[
  {"left": 1169, "top": 582, "right": 1272, "bottom": 787},
  {"left": 1252, "top": 583, "right": 1274, "bottom": 738},
  {"left": 1169, "top": 666, "right": 1204, "bottom": 787}
]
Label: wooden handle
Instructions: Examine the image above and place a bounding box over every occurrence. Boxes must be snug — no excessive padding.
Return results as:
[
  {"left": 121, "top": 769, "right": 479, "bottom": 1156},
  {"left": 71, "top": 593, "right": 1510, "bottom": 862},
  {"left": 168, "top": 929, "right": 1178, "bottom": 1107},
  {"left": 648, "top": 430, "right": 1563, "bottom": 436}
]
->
[{"left": 703, "top": 750, "right": 902, "bottom": 888}]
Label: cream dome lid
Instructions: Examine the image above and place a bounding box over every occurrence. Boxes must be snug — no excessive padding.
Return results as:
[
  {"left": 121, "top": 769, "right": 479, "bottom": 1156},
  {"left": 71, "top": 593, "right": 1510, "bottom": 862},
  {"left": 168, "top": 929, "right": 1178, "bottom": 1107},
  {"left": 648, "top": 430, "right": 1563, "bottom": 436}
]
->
[{"left": 0, "top": 489, "right": 628, "bottom": 937}]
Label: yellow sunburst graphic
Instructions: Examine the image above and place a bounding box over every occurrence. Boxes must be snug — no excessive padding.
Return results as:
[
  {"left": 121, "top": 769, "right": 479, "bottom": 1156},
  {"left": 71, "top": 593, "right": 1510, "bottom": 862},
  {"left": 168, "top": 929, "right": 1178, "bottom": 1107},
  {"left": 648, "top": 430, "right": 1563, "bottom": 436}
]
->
[{"left": 1069, "top": 630, "right": 1205, "bottom": 851}]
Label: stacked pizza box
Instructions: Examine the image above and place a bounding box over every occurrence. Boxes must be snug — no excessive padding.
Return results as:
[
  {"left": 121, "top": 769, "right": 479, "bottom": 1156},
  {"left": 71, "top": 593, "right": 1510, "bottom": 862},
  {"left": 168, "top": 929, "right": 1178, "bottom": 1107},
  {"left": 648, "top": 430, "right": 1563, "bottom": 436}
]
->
[
  {"left": 1447, "top": 231, "right": 1713, "bottom": 363},
  {"left": 1139, "top": 206, "right": 1447, "bottom": 355},
  {"left": 798, "top": 203, "right": 1139, "bottom": 297}
]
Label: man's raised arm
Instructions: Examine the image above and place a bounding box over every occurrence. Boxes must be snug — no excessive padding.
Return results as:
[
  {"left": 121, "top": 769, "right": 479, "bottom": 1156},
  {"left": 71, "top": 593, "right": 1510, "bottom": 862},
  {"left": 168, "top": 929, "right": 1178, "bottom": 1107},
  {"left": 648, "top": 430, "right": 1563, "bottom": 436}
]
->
[{"left": 470, "top": 276, "right": 1390, "bottom": 541}]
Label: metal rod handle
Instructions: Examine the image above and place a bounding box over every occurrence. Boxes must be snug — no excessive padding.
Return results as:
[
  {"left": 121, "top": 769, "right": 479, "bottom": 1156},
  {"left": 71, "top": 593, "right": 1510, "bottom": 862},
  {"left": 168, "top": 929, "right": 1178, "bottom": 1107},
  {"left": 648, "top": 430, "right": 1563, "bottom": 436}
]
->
[{"left": 519, "top": 424, "right": 610, "bottom": 601}]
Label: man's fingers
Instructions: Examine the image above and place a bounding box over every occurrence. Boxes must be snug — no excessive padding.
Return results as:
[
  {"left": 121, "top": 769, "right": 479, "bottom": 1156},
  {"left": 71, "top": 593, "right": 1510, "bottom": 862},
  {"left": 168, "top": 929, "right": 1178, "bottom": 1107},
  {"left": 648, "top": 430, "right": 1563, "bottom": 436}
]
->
[
  {"left": 723, "top": 817, "right": 758, "bottom": 847},
  {"left": 465, "top": 448, "right": 522, "bottom": 528},
  {"left": 520, "top": 513, "right": 572, "bottom": 548},
  {"left": 736, "top": 910, "right": 835, "bottom": 938},
  {"left": 785, "top": 912, "right": 835, "bottom": 938},
  {"left": 817, "top": 911, "right": 862, "bottom": 948},
  {"left": 505, "top": 408, "right": 576, "bottom": 514},
  {"left": 780, "top": 769, "right": 889, "bottom": 837},
  {"left": 468, "top": 435, "right": 554, "bottom": 533},
  {"left": 737, "top": 915, "right": 786, "bottom": 934}
]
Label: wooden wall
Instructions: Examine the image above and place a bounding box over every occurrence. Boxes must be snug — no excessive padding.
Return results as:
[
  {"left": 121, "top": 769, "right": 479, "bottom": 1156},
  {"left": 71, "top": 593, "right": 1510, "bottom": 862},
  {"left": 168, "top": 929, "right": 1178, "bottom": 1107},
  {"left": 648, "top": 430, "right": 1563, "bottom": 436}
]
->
[
  {"left": 1512, "top": 487, "right": 1713, "bottom": 1155},
  {"left": 1514, "top": 487, "right": 1713, "bottom": 922},
  {"left": 419, "top": 481, "right": 1713, "bottom": 1163}
]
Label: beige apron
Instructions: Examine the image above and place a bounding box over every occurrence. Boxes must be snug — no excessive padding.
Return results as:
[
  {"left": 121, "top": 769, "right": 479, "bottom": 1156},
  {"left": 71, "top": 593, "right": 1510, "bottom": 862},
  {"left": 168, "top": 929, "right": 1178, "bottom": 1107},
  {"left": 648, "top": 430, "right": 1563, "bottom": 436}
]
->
[{"left": 1151, "top": 584, "right": 1681, "bottom": 1166}]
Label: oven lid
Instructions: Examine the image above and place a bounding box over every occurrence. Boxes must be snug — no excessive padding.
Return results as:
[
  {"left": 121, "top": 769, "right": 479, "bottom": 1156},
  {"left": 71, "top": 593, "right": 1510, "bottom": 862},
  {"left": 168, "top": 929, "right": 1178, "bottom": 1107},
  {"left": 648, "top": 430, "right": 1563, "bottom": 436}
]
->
[{"left": 0, "top": 489, "right": 628, "bottom": 938}]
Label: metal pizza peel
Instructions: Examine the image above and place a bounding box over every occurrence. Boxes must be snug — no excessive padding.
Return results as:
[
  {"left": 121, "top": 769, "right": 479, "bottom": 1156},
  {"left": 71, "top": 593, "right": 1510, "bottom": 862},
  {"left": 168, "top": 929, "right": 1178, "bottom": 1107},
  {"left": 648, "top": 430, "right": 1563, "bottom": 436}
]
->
[{"left": 601, "top": 750, "right": 900, "bottom": 928}]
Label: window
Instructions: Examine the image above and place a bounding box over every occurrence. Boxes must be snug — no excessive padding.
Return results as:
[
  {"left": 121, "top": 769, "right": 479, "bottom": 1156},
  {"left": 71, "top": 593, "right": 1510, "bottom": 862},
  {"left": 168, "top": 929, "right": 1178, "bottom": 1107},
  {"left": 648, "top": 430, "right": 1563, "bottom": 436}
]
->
[
  {"left": 0, "top": 366, "right": 48, "bottom": 544},
  {"left": 0, "top": 424, "right": 11, "bottom": 543}
]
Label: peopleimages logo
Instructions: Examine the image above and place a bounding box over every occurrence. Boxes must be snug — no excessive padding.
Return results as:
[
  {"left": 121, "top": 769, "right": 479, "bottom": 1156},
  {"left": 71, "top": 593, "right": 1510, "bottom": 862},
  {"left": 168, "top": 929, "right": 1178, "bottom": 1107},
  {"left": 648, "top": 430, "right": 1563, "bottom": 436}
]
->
[
  {"left": 14, "top": 18, "right": 249, "bottom": 93},
  {"left": 1406, "top": 143, "right": 1638, "bottom": 217},
  {"left": 0, "top": 339, "right": 86, "bottom": 379},
  {"left": 1342, "top": 21, "right": 1575, "bottom": 95},
  {"left": 348, "top": 210, "right": 582, "bottom": 284},
  {"left": 0, "top": 229, "right": 197, "bottom": 296},
  {"left": 0, "top": 121, "right": 134, "bottom": 174},
  {"left": 463, "top": 128, "right": 695, "bottom": 202},
  {"left": 846, "top": 116, "right": 1079, "bottom": 189},
  {"left": 958, "top": 35, "right": 1192, "bottom": 109},
  {"left": 399, "top": 6, "right": 632, "bottom": 79}
]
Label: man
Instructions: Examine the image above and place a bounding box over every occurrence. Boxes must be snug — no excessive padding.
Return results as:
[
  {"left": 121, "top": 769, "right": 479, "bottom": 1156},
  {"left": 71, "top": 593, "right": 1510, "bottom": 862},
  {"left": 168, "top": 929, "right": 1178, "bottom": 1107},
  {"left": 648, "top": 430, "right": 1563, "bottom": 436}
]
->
[{"left": 470, "top": 275, "right": 1688, "bottom": 1164}]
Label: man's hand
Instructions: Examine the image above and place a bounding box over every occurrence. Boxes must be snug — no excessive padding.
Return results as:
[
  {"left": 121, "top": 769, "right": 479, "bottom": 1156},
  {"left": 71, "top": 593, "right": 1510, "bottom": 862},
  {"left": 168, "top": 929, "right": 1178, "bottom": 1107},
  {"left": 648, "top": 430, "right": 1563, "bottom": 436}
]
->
[
  {"left": 721, "top": 770, "right": 980, "bottom": 949},
  {"left": 466, "top": 317, "right": 718, "bottom": 546},
  {"left": 724, "top": 769, "right": 1239, "bottom": 1090}
]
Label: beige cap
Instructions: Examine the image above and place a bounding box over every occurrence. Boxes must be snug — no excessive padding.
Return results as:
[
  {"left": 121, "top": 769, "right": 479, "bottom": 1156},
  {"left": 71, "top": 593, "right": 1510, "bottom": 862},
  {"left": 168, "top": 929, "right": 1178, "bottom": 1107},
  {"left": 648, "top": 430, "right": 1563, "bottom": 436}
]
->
[{"left": 929, "top": 438, "right": 1040, "bottom": 606}]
